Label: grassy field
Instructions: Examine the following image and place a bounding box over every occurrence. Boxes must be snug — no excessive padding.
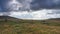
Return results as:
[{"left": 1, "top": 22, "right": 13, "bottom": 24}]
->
[{"left": 0, "top": 19, "right": 60, "bottom": 34}]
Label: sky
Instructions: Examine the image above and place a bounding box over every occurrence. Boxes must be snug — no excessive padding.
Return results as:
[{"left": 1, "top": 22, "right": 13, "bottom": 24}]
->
[
  {"left": 9, "top": 9, "right": 60, "bottom": 20},
  {"left": 0, "top": 0, "right": 60, "bottom": 20}
]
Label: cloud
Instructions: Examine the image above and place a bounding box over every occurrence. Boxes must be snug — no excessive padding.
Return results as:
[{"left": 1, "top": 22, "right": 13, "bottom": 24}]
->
[
  {"left": 0, "top": 0, "right": 60, "bottom": 11},
  {"left": 0, "top": 0, "right": 11, "bottom": 11},
  {"left": 9, "top": 9, "right": 60, "bottom": 20},
  {"left": 0, "top": 0, "right": 60, "bottom": 20},
  {"left": 9, "top": 11, "right": 33, "bottom": 19},
  {"left": 31, "top": 0, "right": 60, "bottom": 10},
  {"left": 7, "top": 0, "right": 32, "bottom": 11},
  {"left": 0, "top": 7, "right": 2, "bottom": 11}
]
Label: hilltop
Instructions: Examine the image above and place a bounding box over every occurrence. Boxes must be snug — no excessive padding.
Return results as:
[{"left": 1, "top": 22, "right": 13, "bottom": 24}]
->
[{"left": 0, "top": 16, "right": 21, "bottom": 20}]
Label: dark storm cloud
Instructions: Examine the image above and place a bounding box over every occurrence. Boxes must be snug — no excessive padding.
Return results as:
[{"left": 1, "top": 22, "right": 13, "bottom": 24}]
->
[
  {"left": 0, "top": 0, "right": 60, "bottom": 11},
  {"left": 0, "top": 6, "right": 1, "bottom": 9},
  {"left": 31, "top": 0, "right": 60, "bottom": 10},
  {"left": 0, "top": 0, "right": 11, "bottom": 12}
]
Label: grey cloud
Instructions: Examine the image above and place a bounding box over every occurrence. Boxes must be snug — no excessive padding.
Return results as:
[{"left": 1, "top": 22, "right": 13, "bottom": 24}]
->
[
  {"left": 31, "top": 0, "right": 60, "bottom": 10},
  {"left": 0, "top": 0, "right": 60, "bottom": 11},
  {"left": 0, "top": 0, "right": 11, "bottom": 12}
]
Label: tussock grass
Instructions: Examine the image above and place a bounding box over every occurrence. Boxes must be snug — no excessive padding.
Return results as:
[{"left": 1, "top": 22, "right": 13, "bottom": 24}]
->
[{"left": 0, "top": 20, "right": 60, "bottom": 34}]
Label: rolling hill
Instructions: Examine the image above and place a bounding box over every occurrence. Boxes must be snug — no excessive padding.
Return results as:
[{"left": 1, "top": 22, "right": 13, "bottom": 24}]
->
[
  {"left": 0, "top": 16, "right": 21, "bottom": 20},
  {"left": 0, "top": 16, "right": 60, "bottom": 34}
]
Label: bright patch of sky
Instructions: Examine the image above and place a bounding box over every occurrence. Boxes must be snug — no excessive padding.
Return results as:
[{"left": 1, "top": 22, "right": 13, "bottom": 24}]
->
[{"left": 9, "top": 9, "right": 60, "bottom": 20}]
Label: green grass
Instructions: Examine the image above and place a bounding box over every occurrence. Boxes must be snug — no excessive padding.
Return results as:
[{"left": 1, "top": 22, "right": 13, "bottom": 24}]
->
[{"left": 0, "top": 20, "right": 60, "bottom": 34}]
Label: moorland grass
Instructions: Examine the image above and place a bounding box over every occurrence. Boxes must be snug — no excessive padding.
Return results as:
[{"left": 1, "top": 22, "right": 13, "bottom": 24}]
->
[{"left": 0, "top": 20, "right": 60, "bottom": 34}]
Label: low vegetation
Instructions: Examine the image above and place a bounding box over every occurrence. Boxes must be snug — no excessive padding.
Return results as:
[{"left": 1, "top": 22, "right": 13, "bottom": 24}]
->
[{"left": 0, "top": 18, "right": 60, "bottom": 34}]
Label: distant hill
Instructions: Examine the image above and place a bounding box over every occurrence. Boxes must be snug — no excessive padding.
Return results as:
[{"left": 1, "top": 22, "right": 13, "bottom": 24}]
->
[
  {"left": 0, "top": 16, "right": 22, "bottom": 21},
  {"left": 0, "top": 16, "right": 60, "bottom": 20},
  {"left": 45, "top": 18, "right": 60, "bottom": 22},
  {"left": 0, "top": 16, "right": 15, "bottom": 19},
  {"left": 0, "top": 16, "right": 60, "bottom": 23},
  {"left": 48, "top": 18, "right": 60, "bottom": 20}
]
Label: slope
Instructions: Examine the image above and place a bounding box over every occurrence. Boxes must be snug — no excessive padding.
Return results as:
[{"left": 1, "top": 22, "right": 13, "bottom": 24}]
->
[{"left": 0, "top": 16, "right": 60, "bottom": 34}]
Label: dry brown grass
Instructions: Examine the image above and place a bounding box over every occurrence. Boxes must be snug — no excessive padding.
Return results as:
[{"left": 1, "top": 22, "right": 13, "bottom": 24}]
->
[{"left": 0, "top": 19, "right": 60, "bottom": 34}]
